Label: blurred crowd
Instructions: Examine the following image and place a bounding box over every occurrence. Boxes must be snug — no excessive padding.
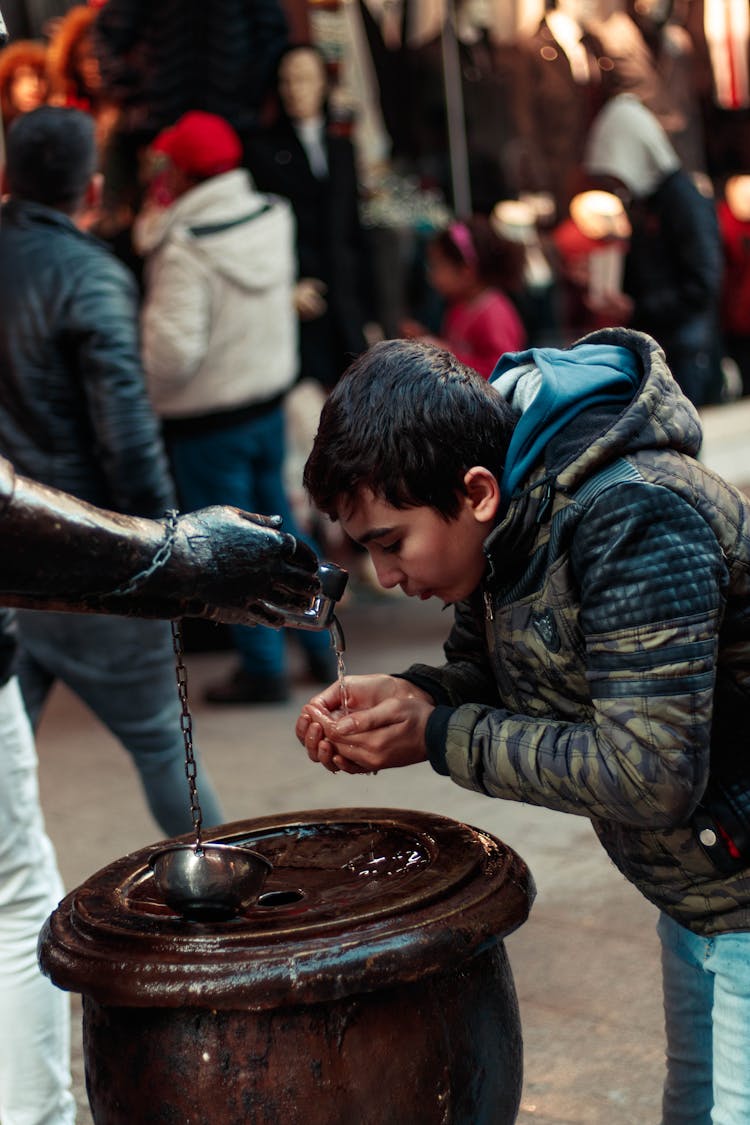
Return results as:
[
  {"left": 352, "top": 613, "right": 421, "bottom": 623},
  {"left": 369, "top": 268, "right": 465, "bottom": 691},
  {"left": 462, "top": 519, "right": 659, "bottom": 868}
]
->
[{"left": 1, "top": 0, "right": 750, "bottom": 413}]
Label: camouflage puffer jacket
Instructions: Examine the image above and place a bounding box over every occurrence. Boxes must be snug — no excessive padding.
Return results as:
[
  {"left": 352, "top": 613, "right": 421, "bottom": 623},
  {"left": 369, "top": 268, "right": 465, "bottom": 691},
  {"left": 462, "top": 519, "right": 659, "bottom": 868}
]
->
[{"left": 403, "top": 328, "right": 750, "bottom": 935}]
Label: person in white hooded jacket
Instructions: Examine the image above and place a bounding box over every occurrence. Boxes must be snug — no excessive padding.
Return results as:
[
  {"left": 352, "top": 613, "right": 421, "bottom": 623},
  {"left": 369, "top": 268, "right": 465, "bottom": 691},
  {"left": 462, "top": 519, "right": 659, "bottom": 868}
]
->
[{"left": 135, "top": 110, "right": 336, "bottom": 704}]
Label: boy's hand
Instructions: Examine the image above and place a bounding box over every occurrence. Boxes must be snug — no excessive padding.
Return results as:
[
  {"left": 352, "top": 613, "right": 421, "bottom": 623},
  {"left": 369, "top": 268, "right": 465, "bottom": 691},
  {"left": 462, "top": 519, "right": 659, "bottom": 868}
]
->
[{"left": 296, "top": 674, "right": 435, "bottom": 774}]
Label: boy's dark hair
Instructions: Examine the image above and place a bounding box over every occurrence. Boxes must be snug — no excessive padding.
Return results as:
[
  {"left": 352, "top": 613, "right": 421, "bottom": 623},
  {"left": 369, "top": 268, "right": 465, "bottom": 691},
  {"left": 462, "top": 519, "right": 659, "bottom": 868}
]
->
[
  {"left": 304, "top": 339, "right": 519, "bottom": 520},
  {"left": 5, "top": 106, "right": 96, "bottom": 212}
]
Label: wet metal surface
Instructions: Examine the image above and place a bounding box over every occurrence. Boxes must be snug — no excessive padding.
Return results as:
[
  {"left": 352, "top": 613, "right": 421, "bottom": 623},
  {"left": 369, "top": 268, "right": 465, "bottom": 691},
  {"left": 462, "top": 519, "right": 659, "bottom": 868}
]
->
[
  {"left": 40, "top": 807, "right": 534, "bottom": 1124},
  {"left": 40, "top": 807, "right": 534, "bottom": 1009}
]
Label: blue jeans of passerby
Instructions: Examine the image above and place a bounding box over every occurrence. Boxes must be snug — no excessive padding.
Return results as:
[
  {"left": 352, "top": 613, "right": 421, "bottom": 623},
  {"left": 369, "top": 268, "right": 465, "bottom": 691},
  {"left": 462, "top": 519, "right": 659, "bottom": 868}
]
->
[
  {"left": 15, "top": 611, "right": 223, "bottom": 838},
  {"left": 169, "top": 404, "right": 330, "bottom": 678},
  {"left": 658, "top": 911, "right": 750, "bottom": 1125}
]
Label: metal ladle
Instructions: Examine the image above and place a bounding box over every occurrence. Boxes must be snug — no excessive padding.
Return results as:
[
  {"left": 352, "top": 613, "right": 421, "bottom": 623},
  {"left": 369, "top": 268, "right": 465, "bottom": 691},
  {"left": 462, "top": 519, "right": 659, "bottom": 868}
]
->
[
  {"left": 150, "top": 841, "right": 271, "bottom": 922},
  {"left": 149, "top": 620, "right": 271, "bottom": 921}
]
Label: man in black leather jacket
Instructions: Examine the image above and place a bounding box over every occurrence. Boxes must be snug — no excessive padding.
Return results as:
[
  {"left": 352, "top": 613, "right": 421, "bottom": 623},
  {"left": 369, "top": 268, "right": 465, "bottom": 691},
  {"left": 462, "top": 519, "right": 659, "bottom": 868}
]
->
[{"left": 0, "top": 104, "right": 230, "bottom": 838}]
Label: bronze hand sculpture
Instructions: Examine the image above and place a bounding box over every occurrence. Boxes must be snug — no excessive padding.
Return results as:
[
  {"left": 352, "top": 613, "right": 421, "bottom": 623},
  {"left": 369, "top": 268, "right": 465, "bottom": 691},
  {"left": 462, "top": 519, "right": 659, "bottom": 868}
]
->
[{"left": 0, "top": 455, "right": 325, "bottom": 627}]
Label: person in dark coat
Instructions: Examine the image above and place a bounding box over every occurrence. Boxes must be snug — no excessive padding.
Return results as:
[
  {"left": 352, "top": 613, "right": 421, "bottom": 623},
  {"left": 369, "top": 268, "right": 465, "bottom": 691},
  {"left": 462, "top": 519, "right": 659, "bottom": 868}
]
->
[
  {"left": 91, "top": 0, "right": 289, "bottom": 232},
  {"left": 245, "top": 44, "right": 370, "bottom": 390},
  {"left": 0, "top": 105, "right": 225, "bottom": 837},
  {"left": 93, "top": 0, "right": 288, "bottom": 139}
]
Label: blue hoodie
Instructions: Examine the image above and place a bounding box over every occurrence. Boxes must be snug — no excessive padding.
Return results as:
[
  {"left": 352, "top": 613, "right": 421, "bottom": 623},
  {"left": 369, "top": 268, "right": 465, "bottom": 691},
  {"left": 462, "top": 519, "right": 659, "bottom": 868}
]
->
[{"left": 490, "top": 343, "right": 641, "bottom": 506}]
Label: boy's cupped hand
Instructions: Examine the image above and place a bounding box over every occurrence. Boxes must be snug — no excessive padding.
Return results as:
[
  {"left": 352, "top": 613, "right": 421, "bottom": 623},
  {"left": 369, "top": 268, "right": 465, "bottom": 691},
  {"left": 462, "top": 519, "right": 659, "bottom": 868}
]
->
[{"left": 295, "top": 674, "right": 434, "bottom": 774}]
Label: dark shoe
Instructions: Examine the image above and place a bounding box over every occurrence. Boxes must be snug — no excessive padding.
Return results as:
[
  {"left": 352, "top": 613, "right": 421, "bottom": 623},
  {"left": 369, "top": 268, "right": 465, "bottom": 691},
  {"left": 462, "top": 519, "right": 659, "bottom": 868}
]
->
[
  {"left": 303, "top": 648, "right": 339, "bottom": 686},
  {"left": 204, "top": 668, "right": 290, "bottom": 705}
]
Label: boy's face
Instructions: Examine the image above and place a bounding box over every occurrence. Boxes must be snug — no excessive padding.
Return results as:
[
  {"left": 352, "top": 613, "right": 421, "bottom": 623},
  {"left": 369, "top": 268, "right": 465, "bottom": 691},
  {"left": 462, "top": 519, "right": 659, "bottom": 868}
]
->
[{"left": 339, "top": 470, "right": 500, "bottom": 605}]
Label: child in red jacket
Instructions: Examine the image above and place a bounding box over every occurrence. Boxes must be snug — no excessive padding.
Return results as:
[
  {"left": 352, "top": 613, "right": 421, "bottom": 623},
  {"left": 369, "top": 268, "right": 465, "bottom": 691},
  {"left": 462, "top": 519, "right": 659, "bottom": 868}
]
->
[{"left": 400, "top": 214, "right": 527, "bottom": 378}]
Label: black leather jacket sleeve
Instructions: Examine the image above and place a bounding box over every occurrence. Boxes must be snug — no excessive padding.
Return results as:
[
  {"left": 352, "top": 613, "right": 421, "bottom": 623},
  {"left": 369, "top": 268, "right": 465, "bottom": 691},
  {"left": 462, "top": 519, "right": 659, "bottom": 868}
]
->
[{"left": 64, "top": 253, "right": 176, "bottom": 517}]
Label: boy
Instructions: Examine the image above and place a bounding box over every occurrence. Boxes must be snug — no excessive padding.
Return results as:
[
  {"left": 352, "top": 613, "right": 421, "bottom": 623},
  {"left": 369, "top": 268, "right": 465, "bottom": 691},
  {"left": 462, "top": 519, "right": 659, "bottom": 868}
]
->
[{"left": 297, "top": 331, "right": 750, "bottom": 1124}]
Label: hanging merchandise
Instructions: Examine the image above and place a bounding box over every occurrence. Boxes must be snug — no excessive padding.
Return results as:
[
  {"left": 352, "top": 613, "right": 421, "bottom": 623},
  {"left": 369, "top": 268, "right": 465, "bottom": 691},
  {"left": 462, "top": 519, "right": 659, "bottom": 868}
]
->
[{"left": 704, "top": 0, "right": 750, "bottom": 109}]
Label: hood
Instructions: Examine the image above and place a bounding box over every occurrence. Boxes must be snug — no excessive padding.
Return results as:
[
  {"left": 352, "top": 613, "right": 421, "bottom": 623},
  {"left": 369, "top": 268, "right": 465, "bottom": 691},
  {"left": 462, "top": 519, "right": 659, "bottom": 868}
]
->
[
  {"left": 133, "top": 169, "right": 293, "bottom": 291},
  {"left": 490, "top": 327, "right": 703, "bottom": 513},
  {"left": 584, "top": 93, "right": 680, "bottom": 199}
]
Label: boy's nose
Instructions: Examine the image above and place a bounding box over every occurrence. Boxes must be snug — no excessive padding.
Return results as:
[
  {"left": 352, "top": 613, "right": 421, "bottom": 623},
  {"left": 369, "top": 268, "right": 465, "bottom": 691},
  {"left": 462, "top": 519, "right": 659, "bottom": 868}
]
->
[{"left": 371, "top": 556, "right": 402, "bottom": 589}]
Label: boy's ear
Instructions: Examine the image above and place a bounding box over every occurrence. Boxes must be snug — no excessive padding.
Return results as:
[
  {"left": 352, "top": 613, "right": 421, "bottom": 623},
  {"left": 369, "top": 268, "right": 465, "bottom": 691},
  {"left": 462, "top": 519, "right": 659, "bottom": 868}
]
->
[{"left": 463, "top": 466, "right": 501, "bottom": 523}]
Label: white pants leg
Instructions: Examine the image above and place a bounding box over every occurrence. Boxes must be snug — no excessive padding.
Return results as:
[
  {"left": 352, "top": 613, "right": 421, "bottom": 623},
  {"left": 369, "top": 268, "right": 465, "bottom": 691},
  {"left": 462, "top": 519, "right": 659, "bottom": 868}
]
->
[{"left": 0, "top": 677, "right": 76, "bottom": 1125}]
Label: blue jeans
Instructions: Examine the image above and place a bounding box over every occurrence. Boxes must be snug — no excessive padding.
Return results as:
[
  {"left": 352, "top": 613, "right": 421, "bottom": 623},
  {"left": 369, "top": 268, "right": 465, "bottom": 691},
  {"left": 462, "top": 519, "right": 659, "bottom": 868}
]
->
[
  {"left": 658, "top": 911, "right": 750, "bottom": 1124},
  {"left": 169, "top": 404, "right": 330, "bottom": 678},
  {"left": 16, "top": 611, "right": 223, "bottom": 838}
]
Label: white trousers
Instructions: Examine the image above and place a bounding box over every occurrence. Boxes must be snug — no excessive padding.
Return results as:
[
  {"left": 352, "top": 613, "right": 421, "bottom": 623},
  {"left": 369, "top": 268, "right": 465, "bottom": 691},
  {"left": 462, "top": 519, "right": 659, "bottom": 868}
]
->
[{"left": 0, "top": 677, "right": 75, "bottom": 1125}]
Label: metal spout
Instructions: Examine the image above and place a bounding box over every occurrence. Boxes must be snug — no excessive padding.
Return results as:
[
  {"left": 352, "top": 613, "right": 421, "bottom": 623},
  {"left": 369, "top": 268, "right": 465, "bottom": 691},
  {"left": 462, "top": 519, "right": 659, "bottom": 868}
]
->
[
  {"left": 329, "top": 613, "right": 345, "bottom": 654},
  {"left": 261, "top": 561, "right": 348, "bottom": 632}
]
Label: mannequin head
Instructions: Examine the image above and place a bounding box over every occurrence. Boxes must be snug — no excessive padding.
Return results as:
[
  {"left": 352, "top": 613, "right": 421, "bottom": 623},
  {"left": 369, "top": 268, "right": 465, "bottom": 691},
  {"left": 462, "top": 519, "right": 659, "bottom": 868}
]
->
[
  {"left": 47, "top": 5, "right": 101, "bottom": 106},
  {"left": 277, "top": 46, "right": 329, "bottom": 124},
  {"left": 0, "top": 41, "right": 49, "bottom": 127}
]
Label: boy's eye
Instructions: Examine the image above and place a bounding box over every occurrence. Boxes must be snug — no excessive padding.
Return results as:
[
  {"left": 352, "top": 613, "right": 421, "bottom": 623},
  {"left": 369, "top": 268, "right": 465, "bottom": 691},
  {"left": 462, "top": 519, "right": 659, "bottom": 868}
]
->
[{"left": 381, "top": 540, "right": 401, "bottom": 554}]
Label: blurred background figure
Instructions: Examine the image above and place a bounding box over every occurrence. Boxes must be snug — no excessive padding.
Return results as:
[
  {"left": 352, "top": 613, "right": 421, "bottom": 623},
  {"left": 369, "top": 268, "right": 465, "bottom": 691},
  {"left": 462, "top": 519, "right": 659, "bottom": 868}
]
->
[
  {"left": 134, "top": 110, "right": 337, "bottom": 705},
  {"left": 91, "top": 0, "right": 289, "bottom": 240},
  {"left": 592, "top": 0, "right": 707, "bottom": 178},
  {"left": 46, "top": 3, "right": 117, "bottom": 151},
  {"left": 491, "top": 197, "right": 562, "bottom": 348},
  {"left": 584, "top": 90, "right": 723, "bottom": 406},
  {"left": 551, "top": 187, "right": 632, "bottom": 341},
  {"left": 0, "top": 36, "right": 47, "bottom": 129},
  {"left": 513, "top": 0, "right": 609, "bottom": 226},
  {"left": 400, "top": 213, "right": 526, "bottom": 378},
  {"left": 0, "top": 106, "right": 224, "bottom": 834},
  {"left": 718, "top": 173, "right": 750, "bottom": 397},
  {"left": 246, "top": 43, "right": 371, "bottom": 392}
]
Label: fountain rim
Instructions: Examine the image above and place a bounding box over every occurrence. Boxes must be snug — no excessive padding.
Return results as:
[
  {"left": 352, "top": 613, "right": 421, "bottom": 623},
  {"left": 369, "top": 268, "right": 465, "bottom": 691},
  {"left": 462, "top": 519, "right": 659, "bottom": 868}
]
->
[{"left": 38, "top": 806, "right": 535, "bottom": 1010}]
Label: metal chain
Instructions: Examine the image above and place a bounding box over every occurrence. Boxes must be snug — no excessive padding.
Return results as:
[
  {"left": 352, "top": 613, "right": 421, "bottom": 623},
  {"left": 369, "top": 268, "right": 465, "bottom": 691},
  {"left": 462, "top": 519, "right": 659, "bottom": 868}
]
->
[
  {"left": 109, "top": 509, "right": 180, "bottom": 598},
  {"left": 171, "top": 618, "right": 203, "bottom": 848}
]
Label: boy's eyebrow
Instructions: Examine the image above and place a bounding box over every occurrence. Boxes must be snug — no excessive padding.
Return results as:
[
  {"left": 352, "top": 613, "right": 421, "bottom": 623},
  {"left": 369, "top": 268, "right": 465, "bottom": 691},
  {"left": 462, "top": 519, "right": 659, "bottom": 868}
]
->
[{"left": 358, "top": 526, "right": 395, "bottom": 545}]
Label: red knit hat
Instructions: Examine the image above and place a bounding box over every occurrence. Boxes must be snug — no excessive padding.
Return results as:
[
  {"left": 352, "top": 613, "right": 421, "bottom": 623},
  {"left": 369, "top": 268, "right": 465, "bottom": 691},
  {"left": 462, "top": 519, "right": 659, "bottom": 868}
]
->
[{"left": 151, "top": 111, "right": 243, "bottom": 179}]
